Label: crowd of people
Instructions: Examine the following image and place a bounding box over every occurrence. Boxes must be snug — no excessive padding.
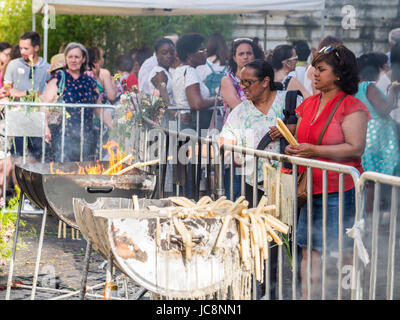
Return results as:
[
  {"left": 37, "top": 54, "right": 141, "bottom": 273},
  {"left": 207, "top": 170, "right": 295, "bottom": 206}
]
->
[{"left": 1, "top": 28, "right": 400, "bottom": 299}]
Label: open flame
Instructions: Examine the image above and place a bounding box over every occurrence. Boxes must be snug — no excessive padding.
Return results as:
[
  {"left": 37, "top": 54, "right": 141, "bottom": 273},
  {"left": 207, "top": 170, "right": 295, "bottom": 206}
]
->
[{"left": 49, "top": 141, "right": 133, "bottom": 175}]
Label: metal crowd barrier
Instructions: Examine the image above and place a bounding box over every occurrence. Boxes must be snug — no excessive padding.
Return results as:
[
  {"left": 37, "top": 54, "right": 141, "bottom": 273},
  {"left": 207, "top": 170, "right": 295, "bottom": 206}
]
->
[
  {"left": 355, "top": 171, "right": 400, "bottom": 300},
  {"left": 3, "top": 100, "right": 398, "bottom": 300},
  {"left": 0, "top": 101, "right": 114, "bottom": 211},
  {"left": 142, "top": 116, "right": 366, "bottom": 300}
]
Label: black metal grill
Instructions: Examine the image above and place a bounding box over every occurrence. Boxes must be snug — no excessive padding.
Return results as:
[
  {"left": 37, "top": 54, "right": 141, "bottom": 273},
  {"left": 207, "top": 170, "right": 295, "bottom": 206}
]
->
[{"left": 15, "top": 161, "right": 157, "bottom": 229}]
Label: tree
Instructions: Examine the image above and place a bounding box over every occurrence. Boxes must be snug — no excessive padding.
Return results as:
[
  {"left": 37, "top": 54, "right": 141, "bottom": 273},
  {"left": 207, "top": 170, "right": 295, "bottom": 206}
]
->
[{"left": 1, "top": 1, "right": 234, "bottom": 73}]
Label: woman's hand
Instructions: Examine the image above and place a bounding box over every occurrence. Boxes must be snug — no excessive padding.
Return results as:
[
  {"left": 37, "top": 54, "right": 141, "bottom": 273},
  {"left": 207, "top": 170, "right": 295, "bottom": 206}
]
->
[
  {"left": 285, "top": 143, "right": 315, "bottom": 158},
  {"left": 268, "top": 126, "right": 282, "bottom": 140}
]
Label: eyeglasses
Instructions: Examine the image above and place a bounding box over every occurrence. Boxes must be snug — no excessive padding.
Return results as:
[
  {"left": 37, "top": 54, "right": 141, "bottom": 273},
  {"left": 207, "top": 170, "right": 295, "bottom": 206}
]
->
[
  {"left": 239, "top": 79, "right": 260, "bottom": 87},
  {"left": 286, "top": 56, "right": 298, "bottom": 62},
  {"left": 197, "top": 48, "right": 207, "bottom": 54},
  {"left": 318, "top": 46, "right": 340, "bottom": 60}
]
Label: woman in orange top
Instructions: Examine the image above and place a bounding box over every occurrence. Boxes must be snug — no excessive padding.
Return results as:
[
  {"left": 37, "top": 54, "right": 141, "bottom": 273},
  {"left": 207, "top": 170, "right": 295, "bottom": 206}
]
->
[{"left": 285, "top": 44, "right": 370, "bottom": 299}]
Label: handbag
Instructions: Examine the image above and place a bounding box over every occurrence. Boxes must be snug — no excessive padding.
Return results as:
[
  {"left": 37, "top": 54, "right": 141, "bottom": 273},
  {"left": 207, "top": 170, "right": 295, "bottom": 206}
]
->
[
  {"left": 48, "top": 69, "right": 66, "bottom": 127},
  {"left": 297, "top": 94, "right": 347, "bottom": 208}
]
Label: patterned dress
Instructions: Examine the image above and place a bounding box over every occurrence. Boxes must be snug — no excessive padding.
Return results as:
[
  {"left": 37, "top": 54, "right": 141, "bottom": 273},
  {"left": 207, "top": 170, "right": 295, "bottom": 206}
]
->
[
  {"left": 51, "top": 69, "right": 99, "bottom": 162},
  {"left": 355, "top": 81, "right": 400, "bottom": 176},
  {"left": 220, "top": 91, "right": 303, "bottom": 185},
  {"left": 223, "top": 73, "right": 246, "bottom": 122}
]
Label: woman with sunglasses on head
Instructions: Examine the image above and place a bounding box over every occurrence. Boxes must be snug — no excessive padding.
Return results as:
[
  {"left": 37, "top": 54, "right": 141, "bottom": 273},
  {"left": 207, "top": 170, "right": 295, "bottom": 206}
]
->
[
  {"left": 285, "top": 44, "right": 370, "bottom": 299},
  {"left": 219, "top": 59, "right": 303, "bottom": 299},
  {"left": 304, "top": 36, "right": 343, "bottom": 95},
  {"left": 271, "top": 44, "right": 311, "bottom": 98}
]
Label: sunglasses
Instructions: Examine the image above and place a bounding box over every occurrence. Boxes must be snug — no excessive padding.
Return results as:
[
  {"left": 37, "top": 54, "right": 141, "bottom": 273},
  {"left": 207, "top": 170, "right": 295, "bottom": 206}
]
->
[
  {"left": 29, "top": 66, "right": 36, "bottom": 80},
  {"left": 318, "top": 46, "right": 340, "bottom": 60},
  {"left": 239, "top": 79, "right": 261, "bottom": 87},
  {"left": 233, "top": 37, "right": 253, "bottom": 43}
]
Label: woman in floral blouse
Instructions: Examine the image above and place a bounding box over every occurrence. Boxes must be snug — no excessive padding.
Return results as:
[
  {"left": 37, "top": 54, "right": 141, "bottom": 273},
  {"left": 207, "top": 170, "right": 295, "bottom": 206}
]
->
[
  {"left": 219, "top": 59, "right": 303, "bottom": 300},
  {"left": 41, "top": 42, "right": 113, "bottom": 162}
]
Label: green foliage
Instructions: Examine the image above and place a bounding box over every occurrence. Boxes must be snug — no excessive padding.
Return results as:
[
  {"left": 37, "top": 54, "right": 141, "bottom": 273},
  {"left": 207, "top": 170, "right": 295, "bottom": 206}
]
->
[
  {"left": 0, "top": 186, "right": 23, "bottom": 265},
  {"left": 1, "top": 1, "right": 235, "bottom": 73}
]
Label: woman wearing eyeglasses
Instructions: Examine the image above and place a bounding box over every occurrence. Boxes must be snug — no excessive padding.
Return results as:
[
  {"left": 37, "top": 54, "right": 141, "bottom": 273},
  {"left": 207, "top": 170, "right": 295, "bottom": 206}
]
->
[
  {"left": 270, "top": 44, "right": 311, "bottom": 98},
  {"left": 219, "top": 59, "right": 303, "bottom": 299},
  {"left": 172, "top": 33, "right": 220, "bottom": 131},
  {"left": 219, "top": 38, "right": 264, "bottom": 200},
  {"left": 285, "top": 44, "right": 370, "bottom": 299}
]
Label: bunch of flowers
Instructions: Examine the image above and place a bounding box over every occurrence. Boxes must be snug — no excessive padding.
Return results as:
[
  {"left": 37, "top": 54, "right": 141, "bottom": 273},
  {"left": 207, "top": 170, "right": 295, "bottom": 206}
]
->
[{"left": 109, "top": 85, "right": 166, "bottom": 152}]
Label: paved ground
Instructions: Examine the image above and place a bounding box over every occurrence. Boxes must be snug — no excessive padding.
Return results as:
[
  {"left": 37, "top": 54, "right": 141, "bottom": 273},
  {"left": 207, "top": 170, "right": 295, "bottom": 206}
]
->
[
  {"left": 0, "top": 212, "right": 147, "bottom": 300},
  {"left": 0, "top": 204, "right": 398, "bottom": 300}
]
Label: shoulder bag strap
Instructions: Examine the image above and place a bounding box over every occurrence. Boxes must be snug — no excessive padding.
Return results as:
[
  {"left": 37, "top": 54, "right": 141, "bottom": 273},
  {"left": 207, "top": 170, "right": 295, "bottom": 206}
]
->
[
  {"left": 316, "top": 94, "right": 347, "bottom": 145},
  {"left": 206, "top": 60, "right": 215, "bottom": 73}
]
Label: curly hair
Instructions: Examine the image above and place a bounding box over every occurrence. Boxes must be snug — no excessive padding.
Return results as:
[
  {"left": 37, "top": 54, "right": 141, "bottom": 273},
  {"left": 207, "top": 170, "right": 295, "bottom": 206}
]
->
[
  {"left": 228, "top": 38, "right": 264, "bottom": 75},
  {"left": 176, "top": 33, "right": 205, "bottom": 62},
  {"left": 312, "top": 44, "right": 359, "bottom": 95}
]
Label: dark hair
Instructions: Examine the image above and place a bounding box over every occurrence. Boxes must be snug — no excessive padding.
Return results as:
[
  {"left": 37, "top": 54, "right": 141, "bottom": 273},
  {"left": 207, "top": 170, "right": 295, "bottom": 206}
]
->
[
  {"left": 391, "top": 42, "right": 400, "bottom": 82},
  {"left": 154, "top": 38, "right": 175, "bottom": 53},
  {"left": 87, "top": 47, "right": 100, "bottom": 70},
  {"left": 318, "top": 35, "right": 343, "bottom": 51},
  {"left": 271, "top": 45, "right": 294, "bottom": 70},
  {"left": 129, "top": 48, "right": 138, "bottom": 56},
  {"left": 206, "top": 33, "right": 229, "bottom": 66},
  {"left": 312, "top": 44, "right": 359, "bottom": 95},
  {"left": 228, "top": 38, "right": 264, "bottom": 75},
  {"left": 116, "top": 54, "right": 134, "bottom": 73},
  {"left": 243, "top": 59, "right": 276, "bottom": 91},
  {"left": 176, "top": 33, "right": 205, "bottom": 62},
  {"left": 10, "top": 45, "right": 21, "bottom": 60},
  {"left": 20, "top": 31, "right": 41, "bottom": 47},
  {"left": 292, "top": 40, "right": 311, "bottom": 62},
  {"left": 0, "top": 42, "right": 11, "bottom": 52},
  {"left": 135, "top": 47, "right": 153, "bottom": 67},
  {"left": 357, "top": 52, "right": 387, "bottom": 81}
]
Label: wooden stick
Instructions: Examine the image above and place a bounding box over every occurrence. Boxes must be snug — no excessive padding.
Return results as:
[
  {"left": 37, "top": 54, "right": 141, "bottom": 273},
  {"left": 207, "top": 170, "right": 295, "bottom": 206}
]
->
[
  {"left": 214, "top": 215, "right": 233, "bottom": 252},
  {"left": 58, "top": 220, "right": 62, "bottom": 239},
  {"left": 132, "top": 195, "right": 139, "bottom": 210},
  {"left": 263, "top": 214, "right": 289, "bottom": 234},
  {"left": 276, "top": 118, "right": 299, "bottom": 146},
  {"left": 264, "top": 220, "right": 283, "bottom": 245},
  {"left": 103, "top": 154, "right": 134, "bottom": 175},
  {"left": 114, "top": 156, "right": 172, "bottom": 175},
  {"left": 156, "top": 217, "right": 161, "bottom": 248}
]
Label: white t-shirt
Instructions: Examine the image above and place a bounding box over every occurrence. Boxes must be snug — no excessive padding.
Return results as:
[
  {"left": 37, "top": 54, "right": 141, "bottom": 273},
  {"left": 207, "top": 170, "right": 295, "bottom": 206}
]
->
[
  {"left": 138, "top": 54, "right": 158, "bottom": 95},
  {"left": 303, "top": 64, "right": 314, "bottom": 95},
  {"left": 148, "top": 65, "right": 174, "bottom": 105},
  {"left": 196, "top": 58, "right": 227, "bottom": 83},
  {"left": 295, "top": 65, "right": 307, "bottom": 85},
  {"left": 172, "top": 65, "right": 210, "bottom": 107}
]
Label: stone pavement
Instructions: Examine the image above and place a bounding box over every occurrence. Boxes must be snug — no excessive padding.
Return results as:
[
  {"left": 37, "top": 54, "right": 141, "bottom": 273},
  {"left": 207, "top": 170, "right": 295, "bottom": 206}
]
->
[{"left": 0, "top": 213, "right": 148, "bottom": 300}]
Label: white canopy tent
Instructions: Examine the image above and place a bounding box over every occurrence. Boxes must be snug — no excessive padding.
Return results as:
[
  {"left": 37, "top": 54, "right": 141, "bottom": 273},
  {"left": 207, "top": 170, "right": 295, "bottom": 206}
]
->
[{"left": 32, "top": 0, "right": 326, "bottom": 61}]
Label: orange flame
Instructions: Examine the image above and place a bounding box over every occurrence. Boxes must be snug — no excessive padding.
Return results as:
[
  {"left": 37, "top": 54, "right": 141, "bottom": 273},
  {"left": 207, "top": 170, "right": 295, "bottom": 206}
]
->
[{"left": 49, "top": 141, "right": 127, "bottom": 175}]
